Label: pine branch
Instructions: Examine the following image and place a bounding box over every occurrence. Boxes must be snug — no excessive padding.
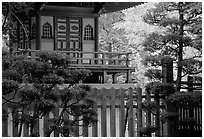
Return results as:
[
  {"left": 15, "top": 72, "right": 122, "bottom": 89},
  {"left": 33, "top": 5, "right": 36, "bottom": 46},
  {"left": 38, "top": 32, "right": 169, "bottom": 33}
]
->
[
  {"left": 181, "top": 70, "right": 202, "bottom": 78},
  {"left": 2, "top": 88, "right": 19, "bottom": 105},
  {"left": 183, "top": 55, "right": 202, "bottom": 61},
  {"left": 168, "top": 46, "right": 179, "bottom": 53},
  {"left": 65, "top": 109, "right": 75, "bottom": 116},
  {"left": 67, "top": 97, "right": 84, "bottom": 108},
  {"left": 2, "top": 96, "right": 22, "bottom": 105},
  {"left": 10, "top": 11, "right": 29, "bottom": 44}
]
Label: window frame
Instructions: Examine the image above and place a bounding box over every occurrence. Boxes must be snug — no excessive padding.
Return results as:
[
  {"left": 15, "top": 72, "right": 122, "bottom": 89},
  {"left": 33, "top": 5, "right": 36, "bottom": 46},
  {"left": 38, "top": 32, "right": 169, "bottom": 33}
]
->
[
  {"left": 42, "top": 22, "right": 52, "bottom": 39},
  {"left": 84, "top": 24, "right": 94, "bottom": 40}
]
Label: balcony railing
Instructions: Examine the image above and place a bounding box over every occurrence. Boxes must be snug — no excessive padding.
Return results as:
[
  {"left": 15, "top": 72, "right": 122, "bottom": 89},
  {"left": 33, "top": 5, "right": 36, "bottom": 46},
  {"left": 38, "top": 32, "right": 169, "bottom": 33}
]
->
[{"left": 13, "top": 50, "right": 132, "bottom": 68}]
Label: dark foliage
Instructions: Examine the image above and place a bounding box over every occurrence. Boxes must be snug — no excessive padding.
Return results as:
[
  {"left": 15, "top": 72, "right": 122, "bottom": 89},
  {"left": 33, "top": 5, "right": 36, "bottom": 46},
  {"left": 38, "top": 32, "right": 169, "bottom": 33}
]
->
[{"left": 2, "top": 51, "right": 96, "bottom": 137}]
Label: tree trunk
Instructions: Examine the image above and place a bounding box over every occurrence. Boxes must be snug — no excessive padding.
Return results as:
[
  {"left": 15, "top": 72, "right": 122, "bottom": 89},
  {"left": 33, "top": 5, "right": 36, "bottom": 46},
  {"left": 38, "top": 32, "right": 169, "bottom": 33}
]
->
[{"left": 175, "top": 2, "right": 184, "bottom": 92}]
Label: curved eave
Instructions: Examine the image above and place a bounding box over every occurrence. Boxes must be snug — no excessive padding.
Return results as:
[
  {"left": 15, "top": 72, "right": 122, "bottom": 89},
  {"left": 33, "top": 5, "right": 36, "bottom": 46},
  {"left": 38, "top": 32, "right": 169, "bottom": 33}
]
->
[{"left": 100, "top": 2, "right": 144, "bottom": 14}]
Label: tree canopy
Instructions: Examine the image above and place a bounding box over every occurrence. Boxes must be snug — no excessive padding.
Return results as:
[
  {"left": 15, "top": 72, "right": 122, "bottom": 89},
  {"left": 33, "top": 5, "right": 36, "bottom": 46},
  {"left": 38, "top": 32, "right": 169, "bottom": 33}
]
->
[
  {"left": 142, "top": 2, "right": 202, "bottom": 91},
  {"left": 2, "top": 50, "right": 96, "bottom": 136},
  {"left": 110, "top": 2, "right": 202, "bottom": 90}
]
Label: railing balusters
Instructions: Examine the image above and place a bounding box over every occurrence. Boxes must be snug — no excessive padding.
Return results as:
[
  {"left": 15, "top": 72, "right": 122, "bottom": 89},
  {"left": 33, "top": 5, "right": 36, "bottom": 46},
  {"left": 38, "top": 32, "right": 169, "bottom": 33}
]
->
[{"left": 13, "top": 50, "right": 132, "bottom": 68}]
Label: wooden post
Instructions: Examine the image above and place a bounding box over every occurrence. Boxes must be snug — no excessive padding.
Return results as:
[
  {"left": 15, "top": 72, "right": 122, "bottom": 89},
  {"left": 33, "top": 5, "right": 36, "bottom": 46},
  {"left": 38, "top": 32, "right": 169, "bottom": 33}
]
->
[
  {"left": 162, "top": 58, "right": 173, "bottom": 84},
  {"left": 112, "top": 73, "right": 117, "bottom": 84},
  {"left": 137, "top": 88, "right": 142, "bottom": 137},
  {"left": 119, "top": 89, "right": 125, "bottom": 137},
  {"left": 78, "top": 51, "right": 82, "bottom": 65},
  {"left": 82, "top": 122, "right": 88, "bottom": 137},
  {"left": 2, "top": 118, "right": 8, "bottom": 137},
  {"left": 43, "top": 114, "right": 49, "bottom": 136},
  {"left": 23, "top": 109, "right": 29, "bottom": 137},
  {"left": 95, "top": 16, "right": 99, "bottom": 65},
  {"left": 146, "top": 89, "right": 151, "bottom": 137},
  {"left": 64, "top": 109, "right": 70, "bottom": 137},
  {"left": 2, "top": 105, "right": 8, "bottom": 137},
  {"left": 95, "top": 16, "right": 99, "bottom": 53},
  {"left": 12, "top": 111, "right": 18, "bottom": 137},
  {"left": 188, "top": 76, "right": 193, "bottom": 92},
  {"left": 128, "top": 88, "right": 134, "bottom": 137},
  {"left": 103, "top": 70, "right": 107, "bottom": 83},
  {"left": 162, "top": 59, "right": 175, "bottom": 137},
  {"left": 101, "top": 88, "right": 107, "bottom": 137},
  {"left": 126, "top": 53, "right": 130, "bottom": 66},
  {"left": 54, "top": 90, "right": 59, "bottom": 137},
  {"left": 155, "top": 93, "right": 160, "bottom": 137},
  {"left": 33, "top": 118, "right": 39, "bottom": 137},
  {"left": 110, "top": 88, "right": 116, "bottom": 137},
  {"left": 115, "top": 56, "right": 119, "bottom": 66},
  {"left": 127, "top": 69, "right": 132, "bottom": 83},
  {"left": 73, "top": 117, "right": 79, "bottom": 137},
  {"left": 102, "top": 52, "right": 105, "bottom": 65},
  {"left": 92, "top": 88, "right": 98, "bottom": 137},
  {"left": 187, "top": 76, "right": 194, "bottom": 131}
]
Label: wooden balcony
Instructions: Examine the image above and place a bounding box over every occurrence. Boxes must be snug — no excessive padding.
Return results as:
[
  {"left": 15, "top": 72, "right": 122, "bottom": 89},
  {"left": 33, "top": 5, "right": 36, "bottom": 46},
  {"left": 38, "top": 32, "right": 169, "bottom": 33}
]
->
[
  {"left": 14, "top": 50, "right": 132, "bottom": 69},
  {"left": 14, "top": 49, "right": 133, "bottom": 83},
  {"left": 69, "top": 51, "right": 131, "bottom": 70}
]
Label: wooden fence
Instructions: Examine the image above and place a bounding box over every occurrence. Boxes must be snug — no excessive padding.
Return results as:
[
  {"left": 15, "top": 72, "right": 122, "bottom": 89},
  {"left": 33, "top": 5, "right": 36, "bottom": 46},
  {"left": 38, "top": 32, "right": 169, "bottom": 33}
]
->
[
  {"left": 176, "top": 102, "right": 202, "bottom": 137},
  {"left": 2, "top": 87, "right": 169, "bottom": 137},
  {"left": 2, "top": 86, "right": 201, "bottom": 137}
]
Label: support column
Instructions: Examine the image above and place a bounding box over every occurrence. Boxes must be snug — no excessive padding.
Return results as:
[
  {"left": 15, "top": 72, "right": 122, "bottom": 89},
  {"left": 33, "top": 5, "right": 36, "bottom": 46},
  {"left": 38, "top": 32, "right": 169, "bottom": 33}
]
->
[
  {"left": 187, "top": 76, "right": 193, "bottom": 92},
  {"left": 126, "top": 70, "right": 132, "bottom": 83},
  {"left": 103, "top": 70, "right": 107, "bottom": 83},
  {"left": 94, "top": 16, "right": 99, "bottom": 64},
  {"left": 95, "top": 16, "right": 99, "bottom": 52},
  {"left": 17, "top": 21, "right": 20, "bottom": 50},
  {"left": 112, "top": 73, "right": 117, "bottom": 84},
  {"left": 36, "top": 13, "right": 41, "bottom": 50}
]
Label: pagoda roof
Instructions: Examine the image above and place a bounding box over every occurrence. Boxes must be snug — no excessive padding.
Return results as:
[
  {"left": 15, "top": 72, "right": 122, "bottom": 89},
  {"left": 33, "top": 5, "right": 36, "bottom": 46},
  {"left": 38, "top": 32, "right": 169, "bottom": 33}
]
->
[
  {"left": 42, "top": 2, "right": 144, "bottom": 14},
  {"left": 10, "top": 2, "right": 144, "bottom": 21}
]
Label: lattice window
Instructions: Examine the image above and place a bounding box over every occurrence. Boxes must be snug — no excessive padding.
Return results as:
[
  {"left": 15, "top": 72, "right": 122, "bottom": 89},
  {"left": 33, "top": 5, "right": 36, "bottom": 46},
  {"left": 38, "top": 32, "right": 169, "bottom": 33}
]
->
[
  {"left": 42, "top": 22, "right": 52, "bottom": 39},
  {"left": 84, "top": 24, "right": 93, "bottom": 40},
  {"left": 31, "top": 23, "right": 36, "bottom": 39}
]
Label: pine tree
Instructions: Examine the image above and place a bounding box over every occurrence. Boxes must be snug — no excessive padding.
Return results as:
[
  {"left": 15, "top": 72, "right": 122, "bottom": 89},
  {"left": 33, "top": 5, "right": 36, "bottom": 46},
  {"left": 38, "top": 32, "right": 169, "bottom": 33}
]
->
[
  {"left": 2, "top": 50, "right": 96, "bottom": 137},
  {"left": 143, "top": 2, "right": 202, "bottom": 91},
  {"left": 142, "top": 3, "right": 202, "bottom": 136}
]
